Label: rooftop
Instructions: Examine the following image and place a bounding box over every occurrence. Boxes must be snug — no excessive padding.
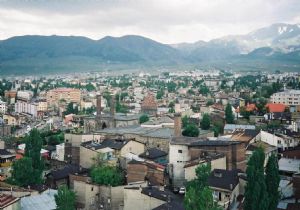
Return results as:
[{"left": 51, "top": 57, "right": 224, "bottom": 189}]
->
[{"left": 208, "top": 169, "right": 242, "bottom": 191}]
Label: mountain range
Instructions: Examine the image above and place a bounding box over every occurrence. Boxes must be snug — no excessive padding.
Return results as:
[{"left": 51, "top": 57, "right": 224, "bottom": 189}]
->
[{"left": 0, "top": 23, "right": 300, "bottom": 75}]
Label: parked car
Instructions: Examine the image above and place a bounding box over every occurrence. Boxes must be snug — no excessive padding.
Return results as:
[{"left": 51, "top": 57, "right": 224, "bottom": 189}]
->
[{"left": 179, "top": 187, "right": 186, "bottom": 195}]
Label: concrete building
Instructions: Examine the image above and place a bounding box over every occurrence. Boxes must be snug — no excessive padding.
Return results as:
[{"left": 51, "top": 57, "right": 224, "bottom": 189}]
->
[
  {"left": 271, "top": 89, "right": 300, "bottom": 106},
  {"left": 17, "top": 90, "right": 33, "bottom": 101},
  {"left": 260, "top": 130, "right": 299, "bottom": 150},
  {"left": 73, "top": 179, "right": 124, "bottom": 210},
  {"left": 184, "top": 154, "right": 226, "bottom": 182},
  {"left": 80, "top": 138, "right": 145, "bottom": 168},
  {"left": 14, "top": 100, "right": 38, "bottom": 117},
  {"left": 169, "top": 137, "right": 246, "bottom": 187},
  {"left": 46, "top": 88, "right": 81, "bottom": 107},
  {"left": 0, "top": 100, "right": 7, "bottom": 114}
]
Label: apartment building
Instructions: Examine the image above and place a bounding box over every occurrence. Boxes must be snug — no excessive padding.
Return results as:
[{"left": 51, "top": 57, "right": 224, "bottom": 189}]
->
[
  {"left": 46, "top": 88, "right": 81, "bottom": 107},
  {"left": 271, "top": 89, "right": 300, "bottom": 106}
]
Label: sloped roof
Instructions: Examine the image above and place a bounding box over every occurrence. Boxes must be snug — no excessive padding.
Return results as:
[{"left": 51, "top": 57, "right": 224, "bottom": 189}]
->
[
  {"left": 208, "top": 169, "right": 242, "bottom": 191},
  {"left": 140, "top": 148, "right": 167, "bottom": 159},
  {"left": 266, "top": 103, "right": 286, "bottom": 113},
  {"left": 21, "top": 189, "right": 57, "bottom": 210}
]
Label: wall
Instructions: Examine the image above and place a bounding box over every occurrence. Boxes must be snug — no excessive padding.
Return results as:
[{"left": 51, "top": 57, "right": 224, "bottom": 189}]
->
[
  {"left": 120, "top": 141, "right": 145, "bottom": 157},
  {"left": 169, "top": 144, "right": 190, "bottom": 187},
  {"left": 184, "top": 156, "right": 226, "bottom": 182},
  {"left": 189, "top": 143, "right": 246, "bottom": 171},
  {"left": 79, "top": 146, "right": 99, "bottom": 168},
  {"left": 123, "top": 188, "right": 164, "bottom": 210}
]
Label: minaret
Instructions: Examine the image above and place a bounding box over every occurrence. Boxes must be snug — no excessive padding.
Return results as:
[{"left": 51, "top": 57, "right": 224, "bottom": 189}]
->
[
  {"left": 96, "top": 94, "right": 102, "bottom": 130},
  {"left": 110, "top": 95, "right": 116, "bottom": 128}
]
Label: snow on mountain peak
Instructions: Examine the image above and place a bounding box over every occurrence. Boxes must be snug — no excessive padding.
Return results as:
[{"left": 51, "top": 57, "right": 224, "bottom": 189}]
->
[{"left": 278, "top": 26, "right": 287, "bottom": 34}]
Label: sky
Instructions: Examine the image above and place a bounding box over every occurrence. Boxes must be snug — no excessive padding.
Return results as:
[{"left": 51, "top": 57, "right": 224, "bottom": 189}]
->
[{"left": 0, "top": 0, "right": 299, "bottom": 44}]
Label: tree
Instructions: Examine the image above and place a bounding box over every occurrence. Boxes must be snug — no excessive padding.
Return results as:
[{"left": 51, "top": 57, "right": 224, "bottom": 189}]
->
[
  {"left": 24, "top": 129, "right": 44, "bottom": 183},
  {"left": 199, "top": 85, "right": 210, "bottom": 96},
  {"left": 64, "top": 102, "right": 79, "bottom": 115},
  {"left": 91, "top": 165, "right": 124, "bottom": 187},
  {"left": 10, "top": 157, "right": 34, "bottom": 187},
  {"left": 182, "top": 115, "right": 189, "bottom": 129},
  {"left": 225, "top": 103, "right": 234, "bottom": 124},
  {"left": 265, "top": 154, "right": 280, "bottom": 210},
  {"left": 244, "top": 148, "right": 269, "bottom": 210},
  {"left": 200, "top": 114, "right": 210, "bottom": 130},
  {"left": 182, "top": 124, "right": 199, "bottom": 137},
  {"left": 185, "top": 164, "right": 221, "bottom": 210},
  {"left": 240, "top": 106, "right": 252, "bottom": 120},
  {"left": 55, "top": 185, "right": 76, "bottom": 210},
  {"left": 139, "top": 114, "right": 149, "bottom": 124}
]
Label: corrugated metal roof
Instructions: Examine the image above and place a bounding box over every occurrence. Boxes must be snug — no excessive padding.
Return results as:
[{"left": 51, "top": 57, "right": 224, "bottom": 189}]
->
[{"left": 21, "top": 189, "right": 57, "bottom": 210}]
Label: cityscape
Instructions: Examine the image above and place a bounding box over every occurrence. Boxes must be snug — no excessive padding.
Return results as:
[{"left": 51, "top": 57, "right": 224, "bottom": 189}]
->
[{"left": 0, "top": 1, "right": 300, "bottom": 210}]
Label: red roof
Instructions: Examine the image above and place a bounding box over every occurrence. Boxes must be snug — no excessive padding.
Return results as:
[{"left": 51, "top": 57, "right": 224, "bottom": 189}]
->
[{"left": 266, "top": 103, "right": 286, "bottom": 113}]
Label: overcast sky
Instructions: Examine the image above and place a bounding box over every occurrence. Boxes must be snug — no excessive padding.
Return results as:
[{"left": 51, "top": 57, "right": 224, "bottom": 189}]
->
[{"left": 0, "top": 0, "right": 299, "bottom": 44}]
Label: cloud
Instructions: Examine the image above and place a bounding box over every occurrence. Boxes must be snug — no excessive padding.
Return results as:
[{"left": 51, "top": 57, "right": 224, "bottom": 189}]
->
[{"left": 0, "top": 0, "right": 299, "bottom": 43}]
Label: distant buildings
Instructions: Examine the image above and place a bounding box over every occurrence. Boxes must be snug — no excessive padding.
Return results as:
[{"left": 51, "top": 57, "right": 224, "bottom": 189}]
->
[{"left": 46, "top": 88, "right": 81, "bottom": 107}]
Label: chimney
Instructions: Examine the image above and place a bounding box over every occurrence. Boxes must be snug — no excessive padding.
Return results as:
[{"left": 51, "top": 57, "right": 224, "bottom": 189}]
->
[{"left": 174, "top": 113, "right": 182, "bottom": 137}]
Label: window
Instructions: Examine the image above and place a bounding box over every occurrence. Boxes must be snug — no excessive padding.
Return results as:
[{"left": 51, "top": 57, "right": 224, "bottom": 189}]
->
[{"left": 178, "top": 150, "right": 182, "bottom": 153}]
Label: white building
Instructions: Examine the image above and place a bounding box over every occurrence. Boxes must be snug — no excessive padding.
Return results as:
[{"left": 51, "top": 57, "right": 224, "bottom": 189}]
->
[
  {"left": 271, "top": 89, "right": 300, "bottom": 106},
  {"left": 260, "top": 130, "right": 299, "bottom": 150},
  {"left": 0, "top": 100, "right": 7, "bottom": 114},
  {"left": 15, "top": 100, "right": 38, "bottom": 117},
  {"left": 17, "top": 90, "right": 34, "bottom": 101}
]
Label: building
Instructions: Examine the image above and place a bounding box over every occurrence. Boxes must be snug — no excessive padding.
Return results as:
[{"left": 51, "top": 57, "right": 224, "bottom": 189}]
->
[
  {"left": 37, "top": 100, "right": 48, "bottom": 112},
  {"left": 17, "top": 90, "right": 33, "bottom": 101},
  {"left": 80, "top": 138, "right": 145, "bottom": 168},
  {"left": 184, "top": 153, "right": 226, "bottom": 182},
  {"left": 208, "top": 169, "right": 245, "bottom": 208},
  {"left": 14, "top": 100, "right": 38, "bottom": 117},
  {"left": 73, "top": 178, "right": 124, "bottom": 210},
  {"left": 271, "top": 89, "right": 300, "bottom": 106},
  {"left": 141, "top": 93, "right": 157, "bottom": 115},
  {"left": 127, "top": 159, "right": 165, "bottom": 185},
  {"left": 123, "top": 185, "right": 184, "bottom": 210},
  {"left": 260, "top": 130, "right": 299, "bottom": 150},
  {"left": 0, "top": 100, "right": 7, "bottom": 114},
  {"left": 169, "top": 137, "right": 246, "bottom": 187},
  {"left": 4, "top": 90, "right": 17, "bottom": 104},
  {"left": 46, "top": 88, "right": 81, "bottom": 107}
]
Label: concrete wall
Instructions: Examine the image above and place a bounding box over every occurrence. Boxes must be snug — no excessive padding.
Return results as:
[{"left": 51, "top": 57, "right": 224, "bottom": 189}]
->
[
  {"left": 184, "top": 156, "right": 226, "bottom": 182},
  {"left": 169, "top": 144, "right": 190, "bottom": 187},
  {"left": 80, "top": 146, "right": 99, "bottom": 168},
  {"left": 120, "top": 141, "right": 145, "bottom": 157},
  {"left": 123, "top": 188, "right": 164, "bottom": 210},
  {"left": 74, "top": 180, "right": 124, "bottom": 210}
]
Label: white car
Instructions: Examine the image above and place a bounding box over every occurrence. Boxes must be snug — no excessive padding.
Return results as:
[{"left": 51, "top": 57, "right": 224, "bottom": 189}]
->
[{"left": 179, "top": 187, "right": 186, "bottom": 195}]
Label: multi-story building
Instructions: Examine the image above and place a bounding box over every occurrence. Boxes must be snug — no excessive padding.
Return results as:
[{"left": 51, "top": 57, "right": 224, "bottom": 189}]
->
[
  {"left": 0, "top": 100, "right": 7, "bottom": 114},
  {"left": 37, "top": 100, "right": 48, "bottom": 112},
  {"left": 46, "top": 88, "right": 81, "bottom": 107},
  {"left": 14, "top": 100, "right": 38, "bottom": 117},
  {"left": 271, "top": 89, "right": 300, "bottom": 106},
  {"left": 17, "top": 90, "right": 34, "bottom": 101}
]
